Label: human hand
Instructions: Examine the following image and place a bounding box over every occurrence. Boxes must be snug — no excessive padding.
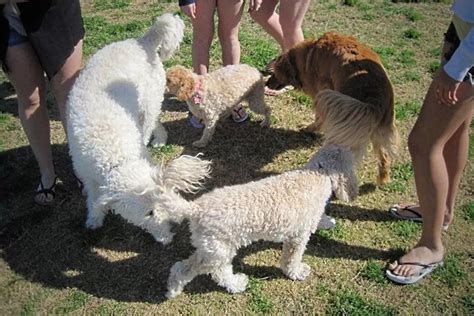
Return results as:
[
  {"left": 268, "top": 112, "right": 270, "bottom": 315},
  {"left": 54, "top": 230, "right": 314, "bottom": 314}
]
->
[
  {"left": 180, "top": 3, "right": 196, "bottom": 20},
  {"left": 434, "top": 68, "right": 462, "bottom": 106},
  {"left": 248, "top": 0, "right": 263, "bottom": 12}
]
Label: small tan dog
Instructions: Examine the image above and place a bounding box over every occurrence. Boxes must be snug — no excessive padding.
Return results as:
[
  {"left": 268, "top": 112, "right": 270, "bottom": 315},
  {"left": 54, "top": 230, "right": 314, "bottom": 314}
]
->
[
  {"left": 166, "top": 64, "right": 271, "bottom": 147},
  {"left": 267, "top": 32, "right": 399, "bottom": 184}
]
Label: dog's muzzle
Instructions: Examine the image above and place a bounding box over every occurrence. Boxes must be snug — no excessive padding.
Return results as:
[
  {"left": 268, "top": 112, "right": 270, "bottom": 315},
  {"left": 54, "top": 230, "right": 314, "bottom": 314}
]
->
[{"left": 266, "top": 75, "right": 287, "bottom": 90}]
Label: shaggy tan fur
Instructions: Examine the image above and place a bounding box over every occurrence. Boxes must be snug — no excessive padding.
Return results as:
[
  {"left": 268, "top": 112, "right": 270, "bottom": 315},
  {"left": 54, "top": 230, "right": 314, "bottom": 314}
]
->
[
  {"left": 157, "top": 144, "right": 358, "bottom": 297},
  {"left": 267, "top": 32, "right": 399, "bottom": 185},
  {"left": 166, "top": 64, "right": 271, "bottom": 147}
]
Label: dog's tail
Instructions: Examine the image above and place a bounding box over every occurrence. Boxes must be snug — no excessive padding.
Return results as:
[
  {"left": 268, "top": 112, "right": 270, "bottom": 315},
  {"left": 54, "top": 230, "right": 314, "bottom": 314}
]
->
[
  {"left": 157, "top": 191, "right": 200, "bottom": 223},
  {"left": 315, "top": 89, "right": 399, "bottom": 164},
  {"left": 152, "top": 154, "right": 210, "bottom": 223},
  {"left": 140, "top": 13, "right": 185, "bottom": 60},
  {"left": 158, "top": 154, "right": 212, "bottom": 194}
]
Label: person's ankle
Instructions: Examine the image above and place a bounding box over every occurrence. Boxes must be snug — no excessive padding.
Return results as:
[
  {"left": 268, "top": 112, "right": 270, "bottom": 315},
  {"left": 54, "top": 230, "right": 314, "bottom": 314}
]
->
[{"left": 40, "top": 172, "right": 57, "bottom": 186}]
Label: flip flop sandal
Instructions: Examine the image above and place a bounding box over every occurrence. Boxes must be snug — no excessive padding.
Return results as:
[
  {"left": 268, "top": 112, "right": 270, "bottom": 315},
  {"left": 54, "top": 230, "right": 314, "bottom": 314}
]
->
[
  {"left": 388, "top": 204, "right": 423, "bottom": 222},
  {"left": 388, "top": 204, "right": 449, "bottom": 231},
  {"left": 73, "top": 173, "right": 86, "bottom": 196},
  {"left": 385, "top": 261, "right": 444, "bottom": 285},
  {"left": 189, "top": 115, "right": 204, "bottom": 129},
  {"left": 231, "top": 106, "right": 249, "bottom": 123},
  {"left": 34, "top": 176, "right": 60, "bottom": 206}
]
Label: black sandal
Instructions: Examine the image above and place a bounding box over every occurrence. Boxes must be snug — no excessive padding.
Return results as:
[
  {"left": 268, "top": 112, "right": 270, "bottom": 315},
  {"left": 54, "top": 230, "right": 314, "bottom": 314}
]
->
[{"left": 34, "top": 176, "right": 60, "bottom": 206}]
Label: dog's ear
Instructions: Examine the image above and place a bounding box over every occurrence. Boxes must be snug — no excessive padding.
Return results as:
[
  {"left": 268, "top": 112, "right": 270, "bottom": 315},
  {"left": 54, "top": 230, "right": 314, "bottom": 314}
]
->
[
  {"left": 314, "top": 145, "right": 359, "bottom": 202},
  {"left": 176, "top": 75, "right": 195, "bottom": 101},
  {"left": 331, "top": 166, "right": 359, "bottom": 202},
  {"left": 273, "top": 52, "right": 301, "bottom": 89},
  {"left": 166, "top": 66, "right": 195, "bottom": 101},
  {"left": 327, "top": 147, "right": 359, "bottom": 202}
]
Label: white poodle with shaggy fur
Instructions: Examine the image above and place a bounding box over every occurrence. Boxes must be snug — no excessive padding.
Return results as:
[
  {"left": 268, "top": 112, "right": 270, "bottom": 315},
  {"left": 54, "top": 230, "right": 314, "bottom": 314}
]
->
[
  {"left": 157, "top": 144, "right": 359, "bottom": 297},
  {"left": 66, "top": 14, "right": 195, "bottom": 244},
  {"left": 165, "top": 64, "right": 272, "bottom": 147}
]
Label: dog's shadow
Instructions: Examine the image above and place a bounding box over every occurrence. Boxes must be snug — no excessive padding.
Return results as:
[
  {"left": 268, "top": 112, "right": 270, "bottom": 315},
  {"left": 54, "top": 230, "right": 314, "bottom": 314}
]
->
[{"left": 163, "top": 115, "right": 323, "bottom": 187}]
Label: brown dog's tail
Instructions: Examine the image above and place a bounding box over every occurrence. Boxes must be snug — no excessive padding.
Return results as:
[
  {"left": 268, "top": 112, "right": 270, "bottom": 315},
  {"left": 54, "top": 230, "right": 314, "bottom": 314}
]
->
[{"left": 315, "top": 89, "right": 399, "bottom": 182}]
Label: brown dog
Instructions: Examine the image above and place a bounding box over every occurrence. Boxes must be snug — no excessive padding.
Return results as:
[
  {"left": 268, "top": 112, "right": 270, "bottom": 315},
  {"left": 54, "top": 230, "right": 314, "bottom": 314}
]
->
[{"left": 267, "top": 32, "right": 399, "bottom": 185}]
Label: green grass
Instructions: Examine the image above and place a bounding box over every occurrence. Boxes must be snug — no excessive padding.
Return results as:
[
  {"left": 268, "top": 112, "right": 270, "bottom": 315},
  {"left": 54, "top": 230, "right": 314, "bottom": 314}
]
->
[
  {"left": 399, "top": 7, "right": 423, "bottom": 21},
  {"left": 388, "top": 220, "right": 420, "bottom": 239},
  {"left": 326, "top": 289, "right": 396, "bottom": 315},
  {"left": 402, "top": 71, "right": 421, "bottom": 82},
  {"left": 93, "top": 0, "right": 132, "bottom": 10},
  {"left": 316, "top": 222, "right": 348, "bottom": 240},
  {"left": 0, "top": 1, "right": 472, "bottom": 315},
  {"left": 429, "top": 60, "right": 441, "bottom": 73},
  {"left": 83, "top": 15, "right": 150, "bottom": 57},
  {"left": 248, "top": 278, "right": 274, "bottom": 314},
  {"left": 383, "top": 162, "right": 414, "bottom": 193},
  {"left": 460, "top": 201, "right": 474, "bottom": 222},
  {"left": 395, "top": 100, "right": 422, "bottom": 120},
  {"left": 359, "top": 260, "right": 389, "bottom": 284},
  {"left": 433, "top": 253, "right": 467, "bottom": 288},
  {"left": 54, "top": 290, "right": 91, "bottom": 314}
]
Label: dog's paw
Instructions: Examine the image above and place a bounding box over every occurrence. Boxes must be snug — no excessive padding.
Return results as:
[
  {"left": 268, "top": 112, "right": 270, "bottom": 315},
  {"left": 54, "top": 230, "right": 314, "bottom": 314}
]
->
[
  {"left": 165, "top": 288, "right": 182, "bottom": 299},
  {"left": 153, "top": 231, "right": 175, "bottom": 245},
  {"left": 225, "top": 273, "right": 249, "bottom": 294},
  {"left": 286, "top": 263, "right": 311, "bottom": 281},
  {"left": 318, "top": 215, "right": 336, "bottom": 229},
  {"left": 150, "top": 138, "right": 167, "bottom": 148},
  {"left": 192, "top": 140, "right": 208, "bottom": 148}
]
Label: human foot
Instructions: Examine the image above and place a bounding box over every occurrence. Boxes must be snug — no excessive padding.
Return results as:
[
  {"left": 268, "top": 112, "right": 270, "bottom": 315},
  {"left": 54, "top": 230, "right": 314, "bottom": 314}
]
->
[
  {"left": 386, "top": 245, "right": 444, "bottom": 284},
  {"left": 34, "top": 176, "right": 61, "bottom": 206},
  {"left": 388, "top": 204, "right": 451, "bottom": 230}
]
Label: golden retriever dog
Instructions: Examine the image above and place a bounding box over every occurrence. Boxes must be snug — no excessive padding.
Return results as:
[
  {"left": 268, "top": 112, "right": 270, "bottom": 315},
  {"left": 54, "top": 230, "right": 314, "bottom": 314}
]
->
[{"left": 267, "top": 32, "right": 399, "bottom": 185}]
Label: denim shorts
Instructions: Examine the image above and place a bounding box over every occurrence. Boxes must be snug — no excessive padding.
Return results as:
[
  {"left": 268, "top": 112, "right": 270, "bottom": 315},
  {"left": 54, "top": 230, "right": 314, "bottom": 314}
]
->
[{"left": 8, "top": 27, "right": 28, "bottom": 46}]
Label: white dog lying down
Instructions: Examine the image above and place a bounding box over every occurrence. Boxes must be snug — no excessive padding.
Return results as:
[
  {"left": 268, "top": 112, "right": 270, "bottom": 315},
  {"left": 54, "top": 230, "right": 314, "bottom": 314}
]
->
[
  {"left": 157, "top": 144, "right": 359, "bottom": 297},
  {"left": 165, "top": 64, "right": 272, "bottom": 147},
  {"left": 67, "top": 14, "right": 192, "bottom": 244}
]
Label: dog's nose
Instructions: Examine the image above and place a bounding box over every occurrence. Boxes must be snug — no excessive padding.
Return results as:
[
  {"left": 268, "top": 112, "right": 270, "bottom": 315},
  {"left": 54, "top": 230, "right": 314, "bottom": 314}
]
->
[{"left": 266, "top": 75, "right": 285, "bottom": 90}]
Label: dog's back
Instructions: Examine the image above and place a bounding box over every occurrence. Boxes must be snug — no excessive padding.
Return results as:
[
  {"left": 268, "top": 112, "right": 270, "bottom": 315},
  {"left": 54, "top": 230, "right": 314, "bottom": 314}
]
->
[
  {"left": 268, "top": 32, "right": 398, "bottom": 184},
  {"left": 203, "top": 64, "right": 264, "bottom": 103},
  {"left": 187, "top": 170, "right": 331, "bottom": 245},
  {"left": 298, "top": 33, "right": 393, "bottom": 112}
]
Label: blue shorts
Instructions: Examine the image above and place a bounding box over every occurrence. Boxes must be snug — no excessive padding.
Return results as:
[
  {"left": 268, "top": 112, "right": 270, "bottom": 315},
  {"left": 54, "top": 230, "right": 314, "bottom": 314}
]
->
[{"left": 8, "top": 27, "right": 28, "bottom": 46}]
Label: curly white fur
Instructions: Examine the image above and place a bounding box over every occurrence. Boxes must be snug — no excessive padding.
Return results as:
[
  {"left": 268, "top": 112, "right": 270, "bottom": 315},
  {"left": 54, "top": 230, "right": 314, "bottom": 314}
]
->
[
  {"left": 66, "top": 14, "right": 195, "bottom": 244},
  {"left": 157, "top": 145, "right": 358, "bottom": 297},
  {"left": 166, "top": 64, "right": 272, "bottom": 147}
]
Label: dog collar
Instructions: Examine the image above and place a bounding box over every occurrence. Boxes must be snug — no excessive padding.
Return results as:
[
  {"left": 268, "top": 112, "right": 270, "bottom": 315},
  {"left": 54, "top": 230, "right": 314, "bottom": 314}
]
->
[{"left": 192, "top": 76, "right": 204, "bottom": 105}]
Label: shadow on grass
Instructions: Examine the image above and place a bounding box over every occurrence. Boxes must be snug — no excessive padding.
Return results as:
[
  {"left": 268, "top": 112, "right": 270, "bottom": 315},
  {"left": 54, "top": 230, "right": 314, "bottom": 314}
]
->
[
  {"left": 1, "top": 140, "right": 396, "bottom": 303},
  {"left": 163, "top": 116, "right": 323, "bottom": 187}
]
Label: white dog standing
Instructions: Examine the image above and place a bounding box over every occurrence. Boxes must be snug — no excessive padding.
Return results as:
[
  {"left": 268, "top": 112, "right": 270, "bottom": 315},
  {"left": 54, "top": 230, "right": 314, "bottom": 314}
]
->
[
  {"left": 67, "top": 14, "right": 191, "bottom": 244},
  {"left": 157, "top": 144, "right": 359, "bottom": 297}
]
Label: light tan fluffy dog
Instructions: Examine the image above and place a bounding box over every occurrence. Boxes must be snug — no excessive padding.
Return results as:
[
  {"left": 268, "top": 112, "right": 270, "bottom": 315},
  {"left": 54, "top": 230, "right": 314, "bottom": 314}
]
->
[
  {"left": 166, "top": 64, "right": 271, "bottom": 147},
  {"left": 267, "top": 32, "right": 399, "bottom": 185},
  {"left": 157, "top": 144, "right": 358, "bottom": 297}
]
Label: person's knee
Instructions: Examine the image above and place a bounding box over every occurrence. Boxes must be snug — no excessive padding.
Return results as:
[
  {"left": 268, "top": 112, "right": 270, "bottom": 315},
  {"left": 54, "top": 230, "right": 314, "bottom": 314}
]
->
[
  {"left": 218, "top": 31, "right": 239, "bottom": 48},
  {"left": 408, "top": 130, "right": 430, "bottom": 159}
]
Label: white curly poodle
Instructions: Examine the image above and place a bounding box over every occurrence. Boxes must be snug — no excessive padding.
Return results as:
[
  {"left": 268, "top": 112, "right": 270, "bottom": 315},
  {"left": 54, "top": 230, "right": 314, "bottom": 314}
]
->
[
  {"left": 66, "top": 14, "right": 193, "bottom": 244},
  {"left": 165, "top": 64, "right": 272, "bottom": 147},
  {"left": 157, "top": 144, "right": 359, "bottom": 297}
]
